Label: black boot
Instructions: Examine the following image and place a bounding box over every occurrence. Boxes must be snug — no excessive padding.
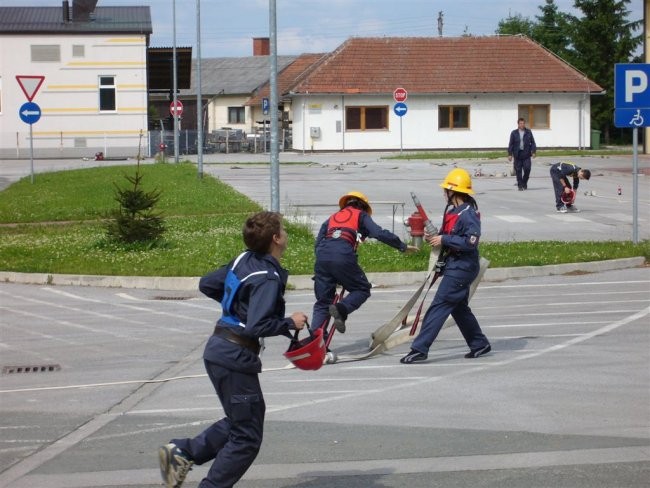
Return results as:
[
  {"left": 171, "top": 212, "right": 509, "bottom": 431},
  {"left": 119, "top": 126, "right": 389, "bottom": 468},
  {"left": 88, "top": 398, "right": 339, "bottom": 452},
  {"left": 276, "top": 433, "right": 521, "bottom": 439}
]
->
[{"left": 328, "top": 303, "right": 348, "bottom": 333}]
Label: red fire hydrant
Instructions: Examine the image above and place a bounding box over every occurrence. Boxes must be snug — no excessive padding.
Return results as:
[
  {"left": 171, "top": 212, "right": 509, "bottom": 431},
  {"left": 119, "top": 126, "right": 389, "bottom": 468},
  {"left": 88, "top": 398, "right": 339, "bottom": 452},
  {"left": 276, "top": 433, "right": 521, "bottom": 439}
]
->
[
  {"left": 405, "top": 211, "right": 425, "bottom": 248},
  {"left": 158, "top": 142, "right": 167, "bottom": 162}
]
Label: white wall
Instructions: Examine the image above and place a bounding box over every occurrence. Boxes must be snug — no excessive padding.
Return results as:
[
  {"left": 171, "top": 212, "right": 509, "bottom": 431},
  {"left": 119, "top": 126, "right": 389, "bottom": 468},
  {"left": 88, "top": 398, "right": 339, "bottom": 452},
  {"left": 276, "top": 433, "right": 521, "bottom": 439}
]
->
[
  {"left": 0, "top": 33, "right": 148, "bottom": 158},
  {"left": 207, "top": 94, "right": 250, "bottom": 132},
  {"left": 291, "top": 93, "right": 592, "bottom": 152}
]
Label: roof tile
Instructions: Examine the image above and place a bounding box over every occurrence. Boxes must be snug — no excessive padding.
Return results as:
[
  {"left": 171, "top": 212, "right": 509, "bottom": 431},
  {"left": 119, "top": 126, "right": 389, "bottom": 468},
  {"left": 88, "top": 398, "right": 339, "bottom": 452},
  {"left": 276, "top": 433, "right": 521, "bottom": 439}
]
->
[{"left": 291, "top": 36, "right": 603, "bottom": 95}]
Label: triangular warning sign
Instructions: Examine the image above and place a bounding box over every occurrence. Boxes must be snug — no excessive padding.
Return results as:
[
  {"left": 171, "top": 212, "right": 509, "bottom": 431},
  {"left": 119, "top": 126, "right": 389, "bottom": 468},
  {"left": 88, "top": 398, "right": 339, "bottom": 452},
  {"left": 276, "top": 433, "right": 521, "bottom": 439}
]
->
[{"left": 16, "top": 75, "right": 45, "bottom": 102}]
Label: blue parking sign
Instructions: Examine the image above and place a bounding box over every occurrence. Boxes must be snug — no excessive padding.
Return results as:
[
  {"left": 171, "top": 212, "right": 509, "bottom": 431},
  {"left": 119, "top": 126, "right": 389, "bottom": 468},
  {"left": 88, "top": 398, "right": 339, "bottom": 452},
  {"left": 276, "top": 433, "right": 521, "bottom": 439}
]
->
[
  {"left": 614, "top": 64, "right": 650, "bottom": 128},
  {"left": 262, "top": 97, "right": 269, "bottom": 115}
]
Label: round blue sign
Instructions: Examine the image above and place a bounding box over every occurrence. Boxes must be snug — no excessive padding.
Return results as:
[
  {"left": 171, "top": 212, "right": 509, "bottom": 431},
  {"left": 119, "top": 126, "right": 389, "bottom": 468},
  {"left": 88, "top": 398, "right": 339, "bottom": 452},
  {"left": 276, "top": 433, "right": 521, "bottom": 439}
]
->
[
  {"left": 19, "top": 101, "right": 41, "bottom": 125},
  {"left": 393, "top": 102, "right": 408, "bottom": 117}
]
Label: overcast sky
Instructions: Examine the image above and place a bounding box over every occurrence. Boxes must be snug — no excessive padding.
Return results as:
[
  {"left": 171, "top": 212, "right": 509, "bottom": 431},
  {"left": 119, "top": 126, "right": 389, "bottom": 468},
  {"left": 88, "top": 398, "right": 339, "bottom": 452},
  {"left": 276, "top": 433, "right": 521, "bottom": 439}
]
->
[{"left": 5, "top": 0, "right": 644, "bottom": 58}]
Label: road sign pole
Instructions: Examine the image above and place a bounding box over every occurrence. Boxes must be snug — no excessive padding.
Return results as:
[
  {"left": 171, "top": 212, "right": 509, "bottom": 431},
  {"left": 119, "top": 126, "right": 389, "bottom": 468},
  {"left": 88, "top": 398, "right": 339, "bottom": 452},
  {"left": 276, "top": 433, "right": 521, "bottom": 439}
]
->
[
  {"left": 29, "top": 124, "right": 34, "bottom": 184},
  {"left": 399, "top": 117, "right": 403, "bottom": 154},
  {"left": 632, "top": 127, "right": 639, "bottom": 244}
]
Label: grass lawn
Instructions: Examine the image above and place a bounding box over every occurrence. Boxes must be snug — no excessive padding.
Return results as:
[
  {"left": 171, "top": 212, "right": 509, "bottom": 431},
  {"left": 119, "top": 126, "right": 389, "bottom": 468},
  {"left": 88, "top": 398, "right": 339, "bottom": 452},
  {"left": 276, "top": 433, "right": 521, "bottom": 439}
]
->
[{"left": 0, "top": 162, "right": 647, "bottom": 277}]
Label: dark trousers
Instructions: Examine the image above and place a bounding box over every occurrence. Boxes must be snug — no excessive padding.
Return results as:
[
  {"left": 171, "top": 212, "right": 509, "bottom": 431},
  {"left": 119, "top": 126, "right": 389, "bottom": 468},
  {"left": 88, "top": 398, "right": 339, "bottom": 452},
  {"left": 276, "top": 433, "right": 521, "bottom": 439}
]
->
[
  {"left": 172, "top": 360, "right": 265, "bottom": 488},
  {"left": 550, "top": 169, "right": 570, "bottom": 209},
  {"left": 312, "top": 257, "right": 371, "bottom": 330},
  {"left": 513, "top": 154, "right": 532, "bottom": 188},
  {"left": 412, "top": 273, "right": 489, "bottom": 355}
]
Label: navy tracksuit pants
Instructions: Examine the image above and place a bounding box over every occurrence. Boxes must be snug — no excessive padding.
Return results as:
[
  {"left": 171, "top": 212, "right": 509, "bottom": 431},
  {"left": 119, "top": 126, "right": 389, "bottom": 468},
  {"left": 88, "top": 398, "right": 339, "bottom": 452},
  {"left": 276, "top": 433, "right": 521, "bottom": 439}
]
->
[
  {"left": 312, "top": 257, "right": 371, "bottom": 330},
  {"left": 412, "top": 272, "right": 489, "bottom": 354},
  {"left": 172, "top": 360, "right": 264, "bottom": 488},
  {"left": 513, "top": 154, "right": 532, "bottom": 189},
  {"left": 550, "top": 169, "right": 571, "bottom": 210}
]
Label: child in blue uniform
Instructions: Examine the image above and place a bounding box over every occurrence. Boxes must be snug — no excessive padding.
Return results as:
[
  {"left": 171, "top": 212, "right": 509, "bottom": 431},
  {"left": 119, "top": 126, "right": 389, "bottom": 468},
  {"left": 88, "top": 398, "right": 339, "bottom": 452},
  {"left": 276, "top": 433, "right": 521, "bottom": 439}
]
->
[
  {"left": 158, "top": 211, "right": 308, "bottom": 488},
  {"left": 401, "top": 169, "right": 491, "bottom": 364},
  {"left": 549, "top": 161, "right": 591, "bottom": 213},
  {"left": 312, "top": 191, "right": 417, "bottom": 334}
]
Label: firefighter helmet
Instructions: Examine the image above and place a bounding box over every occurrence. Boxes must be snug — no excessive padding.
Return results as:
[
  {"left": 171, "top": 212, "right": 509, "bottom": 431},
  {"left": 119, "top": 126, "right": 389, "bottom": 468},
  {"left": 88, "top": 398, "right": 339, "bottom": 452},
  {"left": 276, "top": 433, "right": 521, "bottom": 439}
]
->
[
  {"left": 561, "top": 188, "right": 576, "bottom": 205},
  {"left": 439, "top": 168, "right": 474, "bottom": 195},
  {"left": 284, "top": 327, "right": 326, "bottom": 371},
  {"left": 339, "top": 191, "right": 372, "bottom": 215}
]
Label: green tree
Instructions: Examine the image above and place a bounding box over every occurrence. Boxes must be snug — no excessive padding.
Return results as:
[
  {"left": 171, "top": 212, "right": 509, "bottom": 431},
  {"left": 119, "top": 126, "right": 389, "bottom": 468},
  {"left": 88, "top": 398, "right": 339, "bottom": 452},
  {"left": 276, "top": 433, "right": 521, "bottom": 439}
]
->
[
  {"left": 532, "top": 0, "right": 572, "bottom": 58},
  {"left": 495, "top": 13, "right": 535, "bottom": 37},
  {"left": 105, "top": 161, "right": 166, "bottom": 244},
  {"left": 567, "top": 0, "right": 643, "bottom": 143}
]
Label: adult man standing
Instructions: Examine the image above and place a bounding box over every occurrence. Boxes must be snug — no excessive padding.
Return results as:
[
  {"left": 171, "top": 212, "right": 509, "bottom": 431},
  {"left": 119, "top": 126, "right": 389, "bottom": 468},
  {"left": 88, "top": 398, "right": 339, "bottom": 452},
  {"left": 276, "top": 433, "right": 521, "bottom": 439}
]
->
[{"left": 507, "top": 117, "right": 537, "bottom": 191}]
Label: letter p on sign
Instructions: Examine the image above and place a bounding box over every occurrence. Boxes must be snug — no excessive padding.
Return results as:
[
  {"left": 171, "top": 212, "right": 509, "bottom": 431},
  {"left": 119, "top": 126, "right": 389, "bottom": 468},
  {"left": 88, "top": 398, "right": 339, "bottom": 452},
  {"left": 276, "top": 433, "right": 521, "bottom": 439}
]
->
[{"left": 625, "top": 70, "right": 648, "bottom": 103}]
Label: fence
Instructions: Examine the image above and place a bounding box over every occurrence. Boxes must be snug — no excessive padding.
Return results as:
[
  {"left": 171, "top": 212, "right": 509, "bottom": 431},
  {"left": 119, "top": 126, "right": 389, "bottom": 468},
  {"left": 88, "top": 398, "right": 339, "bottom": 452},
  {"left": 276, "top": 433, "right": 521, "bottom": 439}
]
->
[{"left": 0, "top": 127, "right": 293, "bottom": 160}]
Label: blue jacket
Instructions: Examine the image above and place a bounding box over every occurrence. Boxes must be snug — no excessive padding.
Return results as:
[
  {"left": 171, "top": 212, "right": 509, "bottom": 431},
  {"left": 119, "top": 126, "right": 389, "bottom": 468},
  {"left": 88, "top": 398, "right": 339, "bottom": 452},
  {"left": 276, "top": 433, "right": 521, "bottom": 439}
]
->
[
  {"left": 508, "top": 128, "right": 537, "bottom": 159},
  {"left": 550, "top": 162, "right": 582, "bottom": 190},
  {"left": 200, "top": 251, "right": 295, "bottom": 373},
  {"left": 315, "top": 210, "right": 407, "bottom": 261},
  {"left": 440, "top": 203, "right": 481, "bottom": 279}
]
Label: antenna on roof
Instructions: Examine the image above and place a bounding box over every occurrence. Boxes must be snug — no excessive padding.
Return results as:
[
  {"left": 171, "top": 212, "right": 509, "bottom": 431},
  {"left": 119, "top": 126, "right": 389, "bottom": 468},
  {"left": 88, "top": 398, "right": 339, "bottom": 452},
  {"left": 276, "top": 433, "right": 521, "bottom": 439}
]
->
[{"left": 437, "top": 11, "right": 443, "bottom": 37}]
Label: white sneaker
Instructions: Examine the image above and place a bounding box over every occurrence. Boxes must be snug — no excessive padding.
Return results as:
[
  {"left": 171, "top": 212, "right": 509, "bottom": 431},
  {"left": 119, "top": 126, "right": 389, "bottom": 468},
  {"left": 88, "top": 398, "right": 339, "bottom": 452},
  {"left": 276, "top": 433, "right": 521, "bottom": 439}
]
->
[
  {"left": 556, "top": 205, "right": 567, "bottom": 213},
  {"left": 159, "top": 443, "right": 193, "bottom": 488}
]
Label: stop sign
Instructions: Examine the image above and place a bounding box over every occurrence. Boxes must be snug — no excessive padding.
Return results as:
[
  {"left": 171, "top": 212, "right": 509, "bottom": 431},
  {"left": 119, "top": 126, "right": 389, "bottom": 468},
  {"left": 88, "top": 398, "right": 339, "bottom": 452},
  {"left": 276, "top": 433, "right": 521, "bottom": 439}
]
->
[
  {"left": 393, "top": 87, "right": 408, "bottom": 102},
  {"left": 169, "top": 100, "right": 183, "bottom": 117}
]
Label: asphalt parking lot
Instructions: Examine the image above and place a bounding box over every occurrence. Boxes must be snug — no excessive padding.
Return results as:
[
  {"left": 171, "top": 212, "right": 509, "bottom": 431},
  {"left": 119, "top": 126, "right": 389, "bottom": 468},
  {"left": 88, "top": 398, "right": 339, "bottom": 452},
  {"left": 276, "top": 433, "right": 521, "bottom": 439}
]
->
[
  {"left": 0, "top": 151, "right": 649, "bottom": 487},
  {"left": 0, "top": 267, "right": 649, "bottom": 488}
]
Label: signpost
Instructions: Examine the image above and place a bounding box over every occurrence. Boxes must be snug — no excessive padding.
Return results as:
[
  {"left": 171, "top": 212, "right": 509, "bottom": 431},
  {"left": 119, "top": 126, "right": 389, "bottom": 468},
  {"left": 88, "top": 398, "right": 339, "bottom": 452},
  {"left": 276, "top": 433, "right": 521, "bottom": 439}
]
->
[
  {"left": 393, "top": 88, "right": 408, "bottom": 154},
  {"left": 393, "top": 87, "right": 408, "bottom": 103},
  {"left": 16, "top": 75, "right": 45, "bottom": 183},
  {"left": 169, "top": 99, "right": 184, "bottom": 117},
  {"left": 614, "top": 64, "right": 649, "bottom": 244},
  {"left": 16, "top": 75, "right": 45, "bottom": 102},
  {"left": 262, "top": 97, "right": 269, "bottom": 115}
]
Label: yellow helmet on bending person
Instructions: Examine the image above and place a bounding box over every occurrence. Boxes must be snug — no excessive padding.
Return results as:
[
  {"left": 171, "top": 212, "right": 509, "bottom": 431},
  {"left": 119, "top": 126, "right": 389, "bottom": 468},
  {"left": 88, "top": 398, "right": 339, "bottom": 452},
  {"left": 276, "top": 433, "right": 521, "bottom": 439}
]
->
[
  {"left": 339, "top": 191, "right": 372, "bottom": 215},
  {"left": 439, "top": 168, "right": 474, "bottom": 195}
]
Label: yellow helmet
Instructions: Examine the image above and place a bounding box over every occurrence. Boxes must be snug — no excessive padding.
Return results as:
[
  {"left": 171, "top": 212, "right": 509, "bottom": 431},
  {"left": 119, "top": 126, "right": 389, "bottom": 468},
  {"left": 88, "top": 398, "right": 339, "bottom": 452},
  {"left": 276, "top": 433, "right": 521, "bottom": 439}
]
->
[
  {"left": 439, "top": 168, "right": 474, "bottom": 195},
  {"left": 339, "top": 191, "right": 372, "bottom": 215}
]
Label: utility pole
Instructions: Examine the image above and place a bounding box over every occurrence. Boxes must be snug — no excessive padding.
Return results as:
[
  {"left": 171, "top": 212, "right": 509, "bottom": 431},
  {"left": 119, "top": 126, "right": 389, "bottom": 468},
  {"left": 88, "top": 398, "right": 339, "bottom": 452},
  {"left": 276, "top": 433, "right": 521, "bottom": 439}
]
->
[
  {"left": 196, "top": 0, "right": 203, "bottom": 178},
  {"left": 172, "top": 0, "right": 179, "bottom": 163},
  {"left": 269, "top": 0, "right": 279, "bottom": 211}
]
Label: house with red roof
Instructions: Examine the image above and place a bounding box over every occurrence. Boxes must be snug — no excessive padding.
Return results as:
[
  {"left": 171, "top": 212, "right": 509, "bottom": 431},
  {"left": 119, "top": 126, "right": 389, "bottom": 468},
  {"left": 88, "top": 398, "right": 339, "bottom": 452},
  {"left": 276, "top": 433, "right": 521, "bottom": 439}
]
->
[{"left": 284, "top": 35, "right": 604, "bottom": 152}]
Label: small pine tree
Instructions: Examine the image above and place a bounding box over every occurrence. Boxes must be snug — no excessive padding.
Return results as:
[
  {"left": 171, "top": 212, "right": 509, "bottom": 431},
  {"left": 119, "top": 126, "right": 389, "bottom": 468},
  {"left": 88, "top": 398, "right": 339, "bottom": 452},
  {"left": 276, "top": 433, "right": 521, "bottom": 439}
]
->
[{"left": 105, "top": 134, "right": 165, "bottom": 244}]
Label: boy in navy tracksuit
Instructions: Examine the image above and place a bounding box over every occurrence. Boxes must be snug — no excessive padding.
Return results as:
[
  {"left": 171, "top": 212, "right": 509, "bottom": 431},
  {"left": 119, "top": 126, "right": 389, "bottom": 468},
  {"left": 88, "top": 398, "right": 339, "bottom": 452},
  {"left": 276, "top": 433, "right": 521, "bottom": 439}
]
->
[
  {"left": 549, "top": 161, "right": 591, "bottom": 213},
  {"left": 401, "top": 169, "right": 491, "bottom": 364},
  {"left": 158, "top": 212, "right": 308, "bottom": 488},
  {"left": 312, "top": 191, "right": 417, "bottom": 335}
]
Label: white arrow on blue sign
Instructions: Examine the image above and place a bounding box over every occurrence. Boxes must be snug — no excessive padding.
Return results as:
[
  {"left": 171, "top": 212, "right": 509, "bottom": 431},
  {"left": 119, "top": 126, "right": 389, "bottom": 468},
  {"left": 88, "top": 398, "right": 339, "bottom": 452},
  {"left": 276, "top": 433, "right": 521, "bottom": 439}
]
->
[
  {"left": 393, "top": 102, "right": 407, "bottom": 117},
  {"left": 19, "top": 101, "right": 41, "bottom": 125},
  {"left": 614, "top": 63, "right": 650, "bottom": 128}
]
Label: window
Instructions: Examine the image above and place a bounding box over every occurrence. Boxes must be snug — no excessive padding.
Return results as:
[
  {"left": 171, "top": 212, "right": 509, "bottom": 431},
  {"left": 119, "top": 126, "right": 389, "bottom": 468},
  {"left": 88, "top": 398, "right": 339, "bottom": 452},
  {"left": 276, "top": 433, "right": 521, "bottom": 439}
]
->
[
  {"left": 345, "top": 106, "right": 388, "bottom": 130},
  {"left": 31, "top": 45, "right": 60, "bottom": 62},
  {"left": 438, "top": 105, "right": 469, "bottom": 129},
  {"left": 99, "top": 76, "right": 116, "bottom": 112},
  {"left": 0, "top": 76, "right": 2, "bottom": 113},
  {"left": 518, "top": 104, "right": 550, "bottom": 129},
  {"left": 228, "top": 106, "right": 245, "bottom": 124}
]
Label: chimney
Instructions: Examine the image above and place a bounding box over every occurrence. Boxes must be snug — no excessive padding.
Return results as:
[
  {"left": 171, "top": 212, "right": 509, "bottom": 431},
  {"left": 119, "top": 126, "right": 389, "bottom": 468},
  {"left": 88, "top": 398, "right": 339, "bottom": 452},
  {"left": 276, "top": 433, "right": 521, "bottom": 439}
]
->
[
  {"left": 253, "top": 37, "right": 270, "bottom": 56},
  {"left": 72, "top": 0, "right": 98, "bottom": 21},
  {"left": 62, "top": 0, "right": 70, "bottom": 22}
]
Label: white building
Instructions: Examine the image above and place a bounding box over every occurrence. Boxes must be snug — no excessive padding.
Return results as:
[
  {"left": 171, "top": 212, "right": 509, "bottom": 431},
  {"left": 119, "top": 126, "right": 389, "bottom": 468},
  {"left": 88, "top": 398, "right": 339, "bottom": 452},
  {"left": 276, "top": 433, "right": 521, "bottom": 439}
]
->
[
  {"left": 0, "top": 1, "right": 152, "bottom": 159},
  {"left": 282, "top": 36, "right": 604, "bottom": 152}
]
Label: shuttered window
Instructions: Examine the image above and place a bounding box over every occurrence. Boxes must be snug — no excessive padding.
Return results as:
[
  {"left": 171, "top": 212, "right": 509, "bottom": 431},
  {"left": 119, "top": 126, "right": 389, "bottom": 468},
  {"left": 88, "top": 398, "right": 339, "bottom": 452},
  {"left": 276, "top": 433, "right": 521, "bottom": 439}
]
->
[{"left": 31, "top": 45, "right": 61, "bottom": 62}]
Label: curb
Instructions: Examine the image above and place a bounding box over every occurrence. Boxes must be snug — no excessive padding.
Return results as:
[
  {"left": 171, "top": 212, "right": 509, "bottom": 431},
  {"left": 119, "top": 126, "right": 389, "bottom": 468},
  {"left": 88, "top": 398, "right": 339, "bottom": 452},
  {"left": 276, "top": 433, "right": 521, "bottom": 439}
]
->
[{"left": 0, "top": 257, "right": 645, "bottom": 291}]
